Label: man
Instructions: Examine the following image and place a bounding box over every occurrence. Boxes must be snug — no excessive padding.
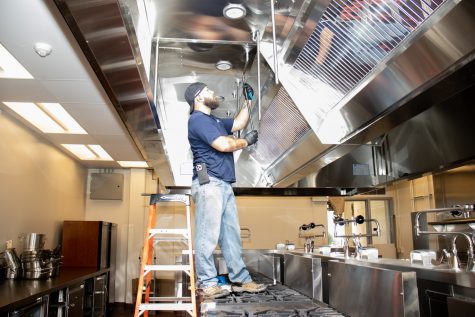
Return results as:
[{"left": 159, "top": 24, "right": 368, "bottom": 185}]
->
[{"left": 185, "top": 82, "right": 267, "bottom": 299}]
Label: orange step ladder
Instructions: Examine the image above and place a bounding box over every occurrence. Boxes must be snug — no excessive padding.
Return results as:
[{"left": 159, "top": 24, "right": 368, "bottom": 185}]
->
[{"left": 134, "top": 194, "right": 197, "bottom": 317}]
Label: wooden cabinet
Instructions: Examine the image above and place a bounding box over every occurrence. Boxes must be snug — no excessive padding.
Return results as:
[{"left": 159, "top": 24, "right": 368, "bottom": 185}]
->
[{"left": 62, "top": 221, "right": 111, "bottom": 268}]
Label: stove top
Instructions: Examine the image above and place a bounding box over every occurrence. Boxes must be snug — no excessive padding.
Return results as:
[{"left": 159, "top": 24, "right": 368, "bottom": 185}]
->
[{"left": 202, "top": 273, "right": 345, "bottom": 317}]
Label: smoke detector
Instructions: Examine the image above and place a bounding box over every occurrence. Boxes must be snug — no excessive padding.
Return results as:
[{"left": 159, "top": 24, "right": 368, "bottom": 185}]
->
[
  {"left": 34, "top": 42, "right": 53, "bottom": 58},
  {"left": 223, "top": 3, "right": 247, "bottom": 20}
]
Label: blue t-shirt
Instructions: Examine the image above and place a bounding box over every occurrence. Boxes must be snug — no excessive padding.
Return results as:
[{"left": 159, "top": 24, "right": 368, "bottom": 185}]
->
[{"left": 188, "top": 111, "right": 236, "bottom": 183}]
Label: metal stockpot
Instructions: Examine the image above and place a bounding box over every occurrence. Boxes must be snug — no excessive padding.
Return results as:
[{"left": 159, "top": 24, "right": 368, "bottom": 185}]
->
[
  {"left": 4, "top": 249, "right": 21, "bottom": 269},
  {"left": 19, "top": 233, "right": 46, "bottom": 251}
]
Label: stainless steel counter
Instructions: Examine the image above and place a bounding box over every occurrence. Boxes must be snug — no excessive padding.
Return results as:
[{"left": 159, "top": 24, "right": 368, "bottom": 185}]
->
[{"left": 290, "top": 251, "right": 475, "bottom": 289}]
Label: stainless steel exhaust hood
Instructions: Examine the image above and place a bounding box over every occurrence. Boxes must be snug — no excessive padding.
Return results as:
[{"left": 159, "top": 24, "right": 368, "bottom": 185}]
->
[{"left": 54, "top": 0, "right": 475, "bottom": 193}]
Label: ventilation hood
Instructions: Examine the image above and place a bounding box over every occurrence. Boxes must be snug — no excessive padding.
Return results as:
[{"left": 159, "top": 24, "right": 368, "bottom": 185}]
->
[{"left": 53, "top": 0, "right": 475, "bottom": 193}]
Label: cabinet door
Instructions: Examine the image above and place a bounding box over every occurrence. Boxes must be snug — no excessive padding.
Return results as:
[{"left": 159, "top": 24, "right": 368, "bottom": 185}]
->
[
  {"left": 68, "top": 283, "right": 85, "bottom": 317},
  {"left": 9, "top": 295, "right": 49, "bottom": 317},
  {"left": 93, "top": 274, "right": 108, "bottom": 317}
]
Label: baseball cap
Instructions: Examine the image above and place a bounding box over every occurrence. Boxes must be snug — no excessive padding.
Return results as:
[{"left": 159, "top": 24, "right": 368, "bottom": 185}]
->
[{"left": 184, "top": 82, "right": 207, "bottom": 114}]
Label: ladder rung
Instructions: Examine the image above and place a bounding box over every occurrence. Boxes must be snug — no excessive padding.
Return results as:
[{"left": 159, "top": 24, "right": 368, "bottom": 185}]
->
[
  {"left": 139, "top": 303, "right": 194, "bottom": 311},
  {"left": 153, "top": 237, "right": 188, "bottom": 242},
  {"left": 144, "top": 265, "right": 190, "bottom": 271},
  {"left": 148, "top": 296, "right": 192, "bottom": 302},
  {"left": 149, "top": 229, "right": 189, "bottom": 235}
]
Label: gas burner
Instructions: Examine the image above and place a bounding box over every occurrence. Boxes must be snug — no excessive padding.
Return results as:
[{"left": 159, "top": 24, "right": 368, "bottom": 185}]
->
[
  {"left": 206, "top": 310, "right": 247, "bottom": 317},
  {"left": 298, "top": 307, "right": 345, "bottom": 317},
  {"left": 235, "top": 294, "right": 276, "bottom": 303},
  {"left": 251, "top": 309, "right": 299, "bottom": 317},
  {"left": 213, "top": 296, "right": 236, "bottom": 304},
  {"left": 266, "top": 284, "right": 288, "bottom": 291},
  {"left": 277, "top": 294, "right": 310, "bottom": 302}
]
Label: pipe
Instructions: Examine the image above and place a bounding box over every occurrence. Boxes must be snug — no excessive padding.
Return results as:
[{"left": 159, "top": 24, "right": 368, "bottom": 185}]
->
[
  {"left": 298, "top": 223, "right": 326, "bottom": 238},
  {"left": 414, "top": 206, "right": 474, "bottom": 237},
  {"left": 270, "top": 0, "right": 279, "bottom": 84},
  {"left": 254, "top": 31, "right": 262, "bottom": 121},
  {"left": 451, "top": 233, "right": 474, "bottom": 271}
]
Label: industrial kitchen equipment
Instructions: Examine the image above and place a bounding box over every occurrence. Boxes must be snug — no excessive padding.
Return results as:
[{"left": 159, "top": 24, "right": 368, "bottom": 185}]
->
[
  {"left": 414, "top": 205, "right": 475, "bottom": 271},
  {"left": 333, "top": 215, "right": 381, "bottom": 259}
]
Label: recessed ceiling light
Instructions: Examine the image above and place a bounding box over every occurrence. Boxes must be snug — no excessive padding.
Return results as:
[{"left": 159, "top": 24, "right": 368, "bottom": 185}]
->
[
  {"left": 61, "top": 144, "right": 113, "bottom": 161},
  {"left": 2, "top": 102, "right": 87, "bottom": 134},
  {"left": 216, "top": 60, "right": 232, "bottom": 71},
  {"left": 0, "top": 43, "right": 33, "bottom": 79},
  {"left": 117, "top": 161, "right": 149, "bottom": 168},
  {"left": 223, "top": 3, "right": 247, "bottom": 20}
]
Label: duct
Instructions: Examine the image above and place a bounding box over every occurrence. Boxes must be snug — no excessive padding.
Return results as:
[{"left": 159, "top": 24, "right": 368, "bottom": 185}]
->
[
  {"left": 54, "top": 0, "right": 475, "bottom": 193},
  {"left": 258, "top": 0, "right": 475, "bottom": 188},
  {"left": 316, "top": 73, "right": 475, "bottom": 188}
]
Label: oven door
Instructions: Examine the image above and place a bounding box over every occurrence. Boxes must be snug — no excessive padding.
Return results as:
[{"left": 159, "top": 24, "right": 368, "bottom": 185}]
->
[{"left": 9, "top": 295, "right": 49, "bottom": 317}]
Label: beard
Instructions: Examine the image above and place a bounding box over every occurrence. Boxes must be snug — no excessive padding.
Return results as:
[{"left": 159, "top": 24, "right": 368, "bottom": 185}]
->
[{"left": 204, "top": 96, "right": 219, "bottom": 110}]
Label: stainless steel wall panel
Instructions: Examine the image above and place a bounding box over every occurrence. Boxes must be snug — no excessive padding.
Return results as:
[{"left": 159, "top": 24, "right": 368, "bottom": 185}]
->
[
  {"left": 284, "top": 253, "right": 323, "bottom": 300},
  {"left": 328, "top": 261, "right": 419, "bottom": 317}
]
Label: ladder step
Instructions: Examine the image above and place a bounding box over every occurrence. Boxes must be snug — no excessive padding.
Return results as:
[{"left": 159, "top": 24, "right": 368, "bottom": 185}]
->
[
  {"left": 139, "top": 303, "right": 194, "bottom": 311},
  {"left": 149, "top": 228, "right": 189, "bottom": 235},
  {"left": 148, "top": 296, "right": 192, "bottom": 302},
  {"left": 144, "top": 265, "right": 191, "bottom": 271},
  {"left": 153, "top": 237, "right": 188, "bottom": 243}
]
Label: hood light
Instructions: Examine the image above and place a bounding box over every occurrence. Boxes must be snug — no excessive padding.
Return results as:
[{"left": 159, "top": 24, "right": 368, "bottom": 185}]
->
[
  {"left": 216, "top": 60, "right": 232, "bottom": 71},
  {"left": 223, "top": 3, "right": 246, "bottom": 20}
]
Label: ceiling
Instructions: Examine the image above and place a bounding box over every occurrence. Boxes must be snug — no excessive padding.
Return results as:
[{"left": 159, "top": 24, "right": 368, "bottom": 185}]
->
[
  {"left": 0, "top": 0, "right": 144, "bottom": 168},
  {"left": 2, "top": 0, "right": 474, "bottom": 193}
]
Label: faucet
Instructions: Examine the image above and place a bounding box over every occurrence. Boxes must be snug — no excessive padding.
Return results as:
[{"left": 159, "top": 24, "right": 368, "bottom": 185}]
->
[
  {"left": 333, "top": 216, "right": 381, "bottom": 258},
  {"left": 299, "top": 222, "right": 325, "bottom": 253},
  {"left": 414, "top": 205, "right": 474, "bottom": 237},
  {"left": 414, "top": 207, "right": 474, "bottom": 270},
  {"left": 353, "top": 236, "right": 364, "bottom": 259},
  {"left": 343, "top": 238, "right": 351, "bottom": 258},
  {"left": 450, "top": 233, "right": 474, "bottom": 271}
]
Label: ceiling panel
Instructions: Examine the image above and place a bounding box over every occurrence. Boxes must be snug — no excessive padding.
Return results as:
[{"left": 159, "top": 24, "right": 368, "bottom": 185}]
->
[
  {"left": 0, "top": 0, "right": 146, "bottom": 169},
  {"left": 40, "top": 80, "right": 109, "bottom": 104},
  {"left": 0, "top": 80, "right": 57, "bottom": 102}
]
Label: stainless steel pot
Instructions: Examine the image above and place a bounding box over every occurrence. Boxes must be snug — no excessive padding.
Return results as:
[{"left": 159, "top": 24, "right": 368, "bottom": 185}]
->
[
  {"left": 22, "top": 268, "right": 51, "bottom": 279},
  {"left": 19, "top": 233, "right": 46, "bottom": 251},
  {"left": 4, "top": 249, "right": 21, "bottom": 269}
]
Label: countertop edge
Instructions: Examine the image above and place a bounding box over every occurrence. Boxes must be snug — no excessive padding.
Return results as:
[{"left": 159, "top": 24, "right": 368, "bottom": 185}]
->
[{"left": 0, "top": 267, "right": 110, "bottom": 312}]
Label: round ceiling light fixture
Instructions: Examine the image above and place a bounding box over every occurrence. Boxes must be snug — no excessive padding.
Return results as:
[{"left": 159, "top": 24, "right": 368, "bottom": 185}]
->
[
  {"left": 223, "top": 3, "right": 247, "bottom": 20},
  {"left": 216, "top": 60, "right": 233, "bottom": 71}
]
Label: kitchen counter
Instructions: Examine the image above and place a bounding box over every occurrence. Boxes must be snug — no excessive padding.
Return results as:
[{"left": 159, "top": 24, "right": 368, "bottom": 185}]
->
[
  {"left": 284, "top": 250, "right": 475, "bottom": 289},
  {"left": 0, "top": 267, "right": 109, "bottom": 312}
]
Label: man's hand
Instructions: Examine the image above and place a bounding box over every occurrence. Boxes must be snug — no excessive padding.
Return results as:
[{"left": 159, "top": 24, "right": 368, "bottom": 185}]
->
[
  {"left": 243, "top": 130, "right": 258, "bottom": 146},
  {"left": 243, "top": 83, "right": 254, "bottom": 101}
]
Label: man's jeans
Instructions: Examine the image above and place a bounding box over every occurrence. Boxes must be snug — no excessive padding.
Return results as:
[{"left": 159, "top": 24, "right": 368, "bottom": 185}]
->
[{"left": 191, "top": 177, "right": 252, "bottom": 288}]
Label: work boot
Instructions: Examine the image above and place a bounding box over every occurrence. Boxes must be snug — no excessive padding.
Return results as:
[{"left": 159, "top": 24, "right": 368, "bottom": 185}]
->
[
  {"left": 200, "top": 285, "right": 230, "bottom": 299},
  {"left": 232, "top": 281, "right": 267, "bottom": 293}
]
